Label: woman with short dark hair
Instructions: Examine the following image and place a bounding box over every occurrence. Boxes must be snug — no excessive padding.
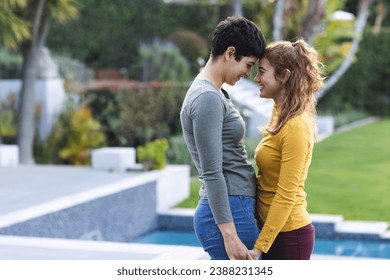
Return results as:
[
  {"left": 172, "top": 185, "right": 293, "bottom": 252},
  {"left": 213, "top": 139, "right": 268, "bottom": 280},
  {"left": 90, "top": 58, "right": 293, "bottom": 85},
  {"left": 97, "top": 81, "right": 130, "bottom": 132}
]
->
[{"left": 180, "top": 16, "right": 266, "bottom": 260}]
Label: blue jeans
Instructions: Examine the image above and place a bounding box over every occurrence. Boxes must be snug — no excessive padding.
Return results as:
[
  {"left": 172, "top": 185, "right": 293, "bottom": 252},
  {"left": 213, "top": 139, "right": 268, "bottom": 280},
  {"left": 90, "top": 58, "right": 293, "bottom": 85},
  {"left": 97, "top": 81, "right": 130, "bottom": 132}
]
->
[{"left": 194, "top": 195, "right": 259, "bottom": 260}]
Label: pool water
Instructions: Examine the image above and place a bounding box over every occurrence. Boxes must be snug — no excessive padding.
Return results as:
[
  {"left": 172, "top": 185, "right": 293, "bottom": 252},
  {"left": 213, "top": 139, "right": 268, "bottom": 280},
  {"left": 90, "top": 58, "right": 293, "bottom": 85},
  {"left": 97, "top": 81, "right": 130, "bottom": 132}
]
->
[
  {"left": 135, "top": 231, "right": 201, "bottom": 247},
  {"left": 134, "top": 231, "right": 390, "bottom": 259}
]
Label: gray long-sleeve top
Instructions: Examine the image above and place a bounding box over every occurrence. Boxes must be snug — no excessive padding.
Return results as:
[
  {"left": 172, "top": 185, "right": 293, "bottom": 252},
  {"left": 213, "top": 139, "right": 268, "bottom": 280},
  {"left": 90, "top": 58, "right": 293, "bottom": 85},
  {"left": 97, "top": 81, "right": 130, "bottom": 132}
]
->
[{"left": 180, "top": 78, "right": 257, "bottom": 224}]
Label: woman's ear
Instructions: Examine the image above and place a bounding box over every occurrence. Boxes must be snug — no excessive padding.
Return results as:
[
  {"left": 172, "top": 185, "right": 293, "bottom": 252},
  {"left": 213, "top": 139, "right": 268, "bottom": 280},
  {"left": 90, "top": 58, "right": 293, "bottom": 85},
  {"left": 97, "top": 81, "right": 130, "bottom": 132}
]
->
[
  {"left": 225, "top": 47, "right": 236, "bottom": 60},
  {"left": 281, "top": 69, "right": 291, "bottom": 85}
]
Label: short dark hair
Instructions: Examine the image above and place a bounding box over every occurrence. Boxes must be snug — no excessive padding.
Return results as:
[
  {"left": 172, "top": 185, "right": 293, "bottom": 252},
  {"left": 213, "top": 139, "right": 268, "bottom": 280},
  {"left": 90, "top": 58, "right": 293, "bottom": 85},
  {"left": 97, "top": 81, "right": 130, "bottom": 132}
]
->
[{"left": 210, "top": 16, "right": 266, "bottom": 61}]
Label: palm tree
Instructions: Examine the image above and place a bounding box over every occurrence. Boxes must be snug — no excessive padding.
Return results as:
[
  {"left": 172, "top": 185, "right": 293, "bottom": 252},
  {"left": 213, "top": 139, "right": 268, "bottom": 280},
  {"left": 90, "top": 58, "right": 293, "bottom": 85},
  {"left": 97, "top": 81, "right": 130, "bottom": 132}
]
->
[
  {"left": 0, "top": 0, "right": 80, "bottom": 164},
  {"left": 0, "top": 1, "right": 30, "bottom": 49}
]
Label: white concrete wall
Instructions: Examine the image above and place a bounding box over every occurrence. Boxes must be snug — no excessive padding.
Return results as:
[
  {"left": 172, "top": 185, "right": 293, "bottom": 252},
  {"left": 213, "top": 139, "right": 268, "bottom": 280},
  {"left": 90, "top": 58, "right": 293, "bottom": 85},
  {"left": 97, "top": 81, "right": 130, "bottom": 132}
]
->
[
  {"left": 0, "top": 145, "right": 19, "bottom": 166},
  {"left": 316, "top": 116, "right": 335, "bottom": 141},
  {"left": 154, "top": 165, "right": 190, "bottom": 212},
  {"left": 0, "top": 79, "right": 66, "bottom": 141},
  {"left": 91, "top": 147, "right": 137, "bottom": 172}
]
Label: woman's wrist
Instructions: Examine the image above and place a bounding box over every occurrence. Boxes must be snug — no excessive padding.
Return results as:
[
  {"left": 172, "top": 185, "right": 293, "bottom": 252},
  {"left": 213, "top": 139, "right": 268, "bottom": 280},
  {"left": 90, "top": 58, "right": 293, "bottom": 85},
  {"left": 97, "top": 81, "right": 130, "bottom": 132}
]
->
[
  {"left": 253, "top": 247, "right": 262, "bottom": 256},
  {"left": 218, "top": 222, "right": 238, "bottom": 239}
]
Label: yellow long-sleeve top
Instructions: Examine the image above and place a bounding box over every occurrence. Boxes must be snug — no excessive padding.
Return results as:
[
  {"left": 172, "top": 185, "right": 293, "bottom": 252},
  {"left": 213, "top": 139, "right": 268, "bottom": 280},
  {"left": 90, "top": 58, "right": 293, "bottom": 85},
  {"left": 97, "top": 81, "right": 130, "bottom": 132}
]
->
[{"left": 254, "top": 106, "right": 314, "bottom": 254}]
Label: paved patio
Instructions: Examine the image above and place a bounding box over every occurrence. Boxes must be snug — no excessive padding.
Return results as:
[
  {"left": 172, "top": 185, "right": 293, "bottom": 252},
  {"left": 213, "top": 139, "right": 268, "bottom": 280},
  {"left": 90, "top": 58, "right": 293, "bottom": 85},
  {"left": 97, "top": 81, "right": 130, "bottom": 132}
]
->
[{"left": 0, "top": 164, "right": 206, "bottom": 259}]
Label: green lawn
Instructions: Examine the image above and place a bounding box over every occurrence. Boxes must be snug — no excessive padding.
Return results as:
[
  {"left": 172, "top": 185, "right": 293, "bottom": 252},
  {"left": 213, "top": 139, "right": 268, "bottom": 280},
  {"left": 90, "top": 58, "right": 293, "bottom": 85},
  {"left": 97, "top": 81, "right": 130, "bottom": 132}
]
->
[
  {"left": 176, "top": 119, "right": 390, "bottom": 224},
  {"left": 306, "top": 119, "right": 390, "bottom": 223}
]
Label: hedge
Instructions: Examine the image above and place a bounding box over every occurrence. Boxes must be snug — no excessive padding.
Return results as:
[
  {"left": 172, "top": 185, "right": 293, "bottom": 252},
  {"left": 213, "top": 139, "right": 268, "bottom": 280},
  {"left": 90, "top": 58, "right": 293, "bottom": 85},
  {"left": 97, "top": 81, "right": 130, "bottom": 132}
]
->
[{"left": 81, "top": 81, "right": 189, "bottom": 148}]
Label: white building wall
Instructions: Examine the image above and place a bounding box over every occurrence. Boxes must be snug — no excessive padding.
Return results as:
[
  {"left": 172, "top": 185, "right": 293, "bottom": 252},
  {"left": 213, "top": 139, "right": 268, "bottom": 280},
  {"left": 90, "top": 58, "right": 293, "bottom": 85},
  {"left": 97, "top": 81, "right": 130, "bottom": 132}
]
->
[{"left": 0, "top": 78, "right": 66, "bottom": 141}]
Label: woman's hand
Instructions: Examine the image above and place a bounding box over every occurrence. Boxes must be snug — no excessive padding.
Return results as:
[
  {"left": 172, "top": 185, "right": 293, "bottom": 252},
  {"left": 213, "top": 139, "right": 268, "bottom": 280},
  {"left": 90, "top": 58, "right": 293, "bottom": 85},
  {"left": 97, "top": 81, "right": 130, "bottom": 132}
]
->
[
  {"left": 218, "top": 222, "right": 254, "bottom": 260},
  {"left": 249, "top": 247, "right": 262, "bottom": 260},
  {"left": 224, "top": 235, "right": 254, "bottom": 260}
]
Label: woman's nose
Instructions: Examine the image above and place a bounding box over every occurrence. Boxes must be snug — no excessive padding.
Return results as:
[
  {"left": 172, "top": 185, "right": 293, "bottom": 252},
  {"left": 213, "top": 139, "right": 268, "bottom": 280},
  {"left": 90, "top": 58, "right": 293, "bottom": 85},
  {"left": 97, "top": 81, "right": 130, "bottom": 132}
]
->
[{"left": 254, "top": 73, "right": 260, "bottom": 83}]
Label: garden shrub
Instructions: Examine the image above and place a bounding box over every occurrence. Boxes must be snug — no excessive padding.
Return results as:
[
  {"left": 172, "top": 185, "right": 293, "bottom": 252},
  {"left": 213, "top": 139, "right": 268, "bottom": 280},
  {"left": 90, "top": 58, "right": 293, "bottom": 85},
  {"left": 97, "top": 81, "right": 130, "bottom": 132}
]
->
[
  {"left": 0, "top": 95, "right": 17, "bottom": 144},
  {"left": 80, "top": 88, "right": 125, "bottom": 147},
  {"left": 137, "top": 138, "right": 168, "bottom": 170},
  {"left": 59, "top": 107, "right": 106, "bottom": 165},
  {"left": 82, "top": 81, "right": 188, "bottom": 148},
  {"left": 34, "top": 101, "right": 106, "bottom": 165},
  {"left": 134, "top": 40, "right": 191, "bottom": 82},
  {"left": 166, "top": 134, "right": 197, "bottom": 176}
]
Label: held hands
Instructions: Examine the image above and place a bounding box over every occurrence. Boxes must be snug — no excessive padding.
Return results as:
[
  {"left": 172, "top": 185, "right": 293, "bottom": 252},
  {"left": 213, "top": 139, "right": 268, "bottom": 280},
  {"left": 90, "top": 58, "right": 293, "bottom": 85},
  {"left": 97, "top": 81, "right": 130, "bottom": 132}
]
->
[
  {"left": 224, "top": 235, "right": 254, "bottom": 260},
  {"left": 249, "top": 247, "right": 262, "bottom": 260},
  {"left": 218, "top": 222, "right": 255, "bottom": 260}
]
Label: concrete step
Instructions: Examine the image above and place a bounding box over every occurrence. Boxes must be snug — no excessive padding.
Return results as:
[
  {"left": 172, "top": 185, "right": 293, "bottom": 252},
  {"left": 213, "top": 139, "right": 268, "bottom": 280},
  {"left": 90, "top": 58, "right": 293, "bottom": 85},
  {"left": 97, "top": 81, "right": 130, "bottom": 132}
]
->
[
  {"left": 335, "top": 220, "right": 389, "bottom": 235},
  {"left": 310, "top": 213, "right": 389, "bottom": 241}
]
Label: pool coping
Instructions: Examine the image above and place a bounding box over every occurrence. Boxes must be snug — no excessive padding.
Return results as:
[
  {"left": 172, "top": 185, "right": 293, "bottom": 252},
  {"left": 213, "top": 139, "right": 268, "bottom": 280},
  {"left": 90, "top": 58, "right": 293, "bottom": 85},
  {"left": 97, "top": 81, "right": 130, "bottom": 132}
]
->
[{"left": 159, "top": 210, "right": 390, "bottom": 243}]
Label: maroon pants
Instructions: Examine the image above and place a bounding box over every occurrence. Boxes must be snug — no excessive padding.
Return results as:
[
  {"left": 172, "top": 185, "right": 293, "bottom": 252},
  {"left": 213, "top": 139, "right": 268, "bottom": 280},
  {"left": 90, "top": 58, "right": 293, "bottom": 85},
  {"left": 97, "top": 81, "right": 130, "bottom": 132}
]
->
[{"left": 262, "top": 224, "right": 315, "bottom": 260}]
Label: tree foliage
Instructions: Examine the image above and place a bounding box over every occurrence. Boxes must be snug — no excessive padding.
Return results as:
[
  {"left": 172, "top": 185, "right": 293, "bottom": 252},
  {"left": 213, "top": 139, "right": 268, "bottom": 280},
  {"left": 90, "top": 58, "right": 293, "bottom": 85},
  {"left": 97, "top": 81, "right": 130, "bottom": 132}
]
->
[
  {"left": 0, "top": 0, "right": 30, "bottom": 49},
  {"left": 135, "top": 40, "right": 191, "bottom": 82},
  {"left": 313, "top": 19, "right": 355, "bottom": 73},
  {"left": 47, "top": 0, "right": 219, "bottom": 76},
  {"left": 318, "top": 30, "right": 390, "bottom": 117},
  {"left": 169, "top": 31, "right": 209, "bottom": 75}
]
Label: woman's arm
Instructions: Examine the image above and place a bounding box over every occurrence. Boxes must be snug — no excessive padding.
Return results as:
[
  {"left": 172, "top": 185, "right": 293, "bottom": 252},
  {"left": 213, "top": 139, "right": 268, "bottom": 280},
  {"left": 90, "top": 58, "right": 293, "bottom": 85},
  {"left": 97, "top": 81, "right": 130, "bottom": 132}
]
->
[{"left": 192, "top": 92, "right": 231, "bottom": 223}]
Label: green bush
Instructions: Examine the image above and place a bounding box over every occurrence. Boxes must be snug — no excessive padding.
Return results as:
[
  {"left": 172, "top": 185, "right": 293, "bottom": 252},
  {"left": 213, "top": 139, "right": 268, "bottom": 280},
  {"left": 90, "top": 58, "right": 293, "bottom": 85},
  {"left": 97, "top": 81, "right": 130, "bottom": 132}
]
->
[
  {"left": 82, "top": 82, "right": 188, "bottom": 147},
  {"left": 59, "top": 107, "right": 106, "bottom": 165},
  {"left": 80, "top": 88, "right": 125, "bottom": 147},
  {"left": 0, "top": 107, "right": 17, "bottom": 144},
  {"left": 166, "top": 134, "right": 197, "bottom": 176},
  {"left": 34, "top": 100, "right": 106, "bottom": 165},
  {"left": 0, "top": 95, "right": 17, "bottom": 144},
  {"left": 34, "top": 99, "right": 74, "bottom": 164},
  {"left": 137, "top": 138, "right": 169, "bottom": 170},
  {"left": 120, "top": 83, "right": 186, "bottom": 146},
  {"left": 133, "top": 40, "right": 191, "bottom": 82}
]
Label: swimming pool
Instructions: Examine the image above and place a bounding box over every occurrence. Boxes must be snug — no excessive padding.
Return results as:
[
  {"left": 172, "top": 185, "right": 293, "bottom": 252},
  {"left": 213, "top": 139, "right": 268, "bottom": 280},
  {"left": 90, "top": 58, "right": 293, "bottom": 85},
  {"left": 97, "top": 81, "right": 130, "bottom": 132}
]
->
[{"left": 134, "top": 230, "right": 390, "bottom": 259}]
